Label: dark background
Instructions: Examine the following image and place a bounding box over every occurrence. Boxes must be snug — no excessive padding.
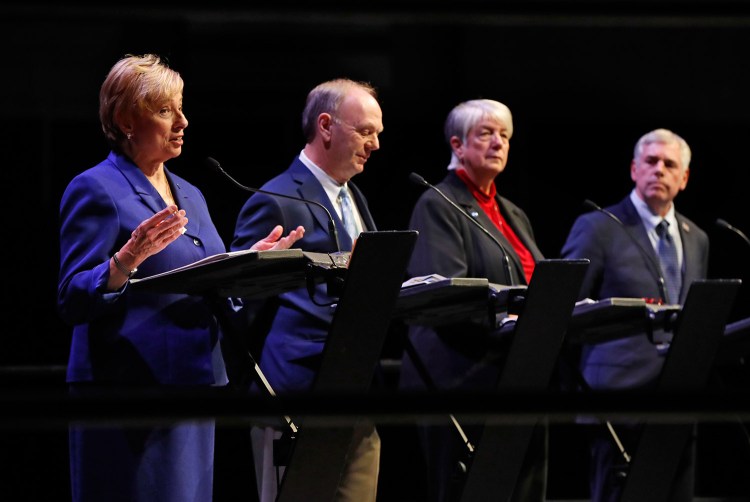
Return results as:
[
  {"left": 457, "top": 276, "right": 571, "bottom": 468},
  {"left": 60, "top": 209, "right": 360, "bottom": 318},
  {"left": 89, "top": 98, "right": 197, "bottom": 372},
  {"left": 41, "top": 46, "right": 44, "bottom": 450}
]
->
[{"left": 4, "top": 1, "right": 750, "bottom": 500}]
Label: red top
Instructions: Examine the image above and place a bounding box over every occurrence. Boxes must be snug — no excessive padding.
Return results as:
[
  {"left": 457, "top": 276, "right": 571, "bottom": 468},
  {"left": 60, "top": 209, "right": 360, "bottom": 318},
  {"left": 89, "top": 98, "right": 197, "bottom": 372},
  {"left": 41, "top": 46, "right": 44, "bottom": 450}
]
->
[{"left": 456, "top": 169, "right": 535, "bottom": 283}]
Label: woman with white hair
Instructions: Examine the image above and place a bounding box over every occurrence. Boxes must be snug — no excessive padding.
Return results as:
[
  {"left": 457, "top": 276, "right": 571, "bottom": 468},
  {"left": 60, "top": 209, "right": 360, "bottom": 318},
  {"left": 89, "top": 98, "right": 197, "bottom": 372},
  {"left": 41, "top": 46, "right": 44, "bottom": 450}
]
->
[{"left": 399, "top": 99, "right": 546, "bottom": 501}]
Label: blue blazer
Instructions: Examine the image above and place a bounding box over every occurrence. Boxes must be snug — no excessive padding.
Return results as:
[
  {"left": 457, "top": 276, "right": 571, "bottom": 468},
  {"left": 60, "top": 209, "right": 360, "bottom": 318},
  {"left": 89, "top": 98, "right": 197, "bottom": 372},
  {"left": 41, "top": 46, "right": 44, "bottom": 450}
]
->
[
  {"left": 58, "top": 151, "right": 228, "bottom": 385},
  {"left": 230, "top": 157, "right": 377, "bottom": 393},
  {"left": 560, "top": 195, "right": 709, "bottom": 389}
]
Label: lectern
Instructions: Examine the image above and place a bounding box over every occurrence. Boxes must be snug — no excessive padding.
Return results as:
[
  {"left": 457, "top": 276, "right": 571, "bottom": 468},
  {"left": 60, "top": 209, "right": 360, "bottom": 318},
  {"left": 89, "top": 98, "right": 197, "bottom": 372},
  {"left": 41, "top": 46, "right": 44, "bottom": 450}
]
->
[
  {"left": 618, "top": 279, "right": 741, "bottom": 502},
  {"left": 130, "top": 248, "right": 342, "bottom": 299},
  {"left": 716, "top": 315, "right": 750, "bottom": 366},
  {"left": 276, "top": 231, "right": 418, "bottom": 502},
  {"left": 130, "top": 247, "right": 349, "bottom": 387},
  {"left": 131, "top": 231, "right": 418, "bottom": 501},
  {"left": 389, "top": 259, "right": 589, "bottom": 500},
  {"left": 457, "top": 259, "right": 589, "bottom": 502},
  {"left": 560, "top": 280, "right": 742, "bottom": 502}
]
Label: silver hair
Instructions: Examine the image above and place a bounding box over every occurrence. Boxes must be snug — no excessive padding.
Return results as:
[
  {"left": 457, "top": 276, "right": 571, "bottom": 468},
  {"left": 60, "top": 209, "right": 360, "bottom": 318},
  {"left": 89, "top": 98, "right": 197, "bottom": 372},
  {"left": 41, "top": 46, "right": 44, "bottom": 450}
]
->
[
  {"left": 633, "top": 128, "right": 692, "bottom": 171},
  {"left": 444, "top": 99, "right": 513, "bottom": 170}
]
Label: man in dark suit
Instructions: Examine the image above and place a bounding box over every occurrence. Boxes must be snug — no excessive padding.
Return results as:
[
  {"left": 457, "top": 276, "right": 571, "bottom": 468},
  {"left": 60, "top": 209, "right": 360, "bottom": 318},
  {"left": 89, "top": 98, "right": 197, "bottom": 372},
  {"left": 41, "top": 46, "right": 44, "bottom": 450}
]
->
[
  {"left": 231, "top": 78, "right": 383, "bottom": 502},
  {"left": 561, "top": 128, "right": 709, "bottom": 501},
  {"left": 399, "top": 99, "right": 546, "bottom": 502}
]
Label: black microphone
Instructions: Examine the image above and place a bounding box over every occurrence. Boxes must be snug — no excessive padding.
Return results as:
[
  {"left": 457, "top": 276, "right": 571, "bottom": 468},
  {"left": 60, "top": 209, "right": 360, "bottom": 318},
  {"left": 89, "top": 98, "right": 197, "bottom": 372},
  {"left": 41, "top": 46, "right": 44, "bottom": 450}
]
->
[
  {"left": 207, "top": 157, "right": 342, "bottom": 253},
  {"left": 582, "top": 199, "right": 670, "bottom": 304},
  {"left": 715, "top": 218, "right": 750, "bottom": 250},
  {"left": 409, "top": 172, "right": 518, "bottom": 285}
]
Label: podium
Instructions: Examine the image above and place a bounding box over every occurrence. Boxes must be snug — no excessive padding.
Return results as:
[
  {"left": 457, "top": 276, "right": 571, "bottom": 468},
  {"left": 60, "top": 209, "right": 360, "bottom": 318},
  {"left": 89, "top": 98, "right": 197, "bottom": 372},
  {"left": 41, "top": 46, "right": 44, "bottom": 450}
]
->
[
  {"left": 387, "top": 260, "right": 588, "bottom": 500},
  {"left": 566, "top": 297, "right": 681, "bottom": 346},
  {"left": 613, "top": 280, "right": 741, "bottom": 502},
  {"left": 130, "top": 232, "right": 418, "bottom": 501},
  {"left": 276, "top": 231, "right": 418, "bottom": 502},
  {"left": 457, "top": 259, "right": 589, "bottom": 502},
  {"left": 130, "top": 247, "right": 352, "bottom": 389},
  {"left": 130, "top": 248, "right": 343, "bottom": 299},
  {"left": 716, "top": 316, "right": 750, "bottom": 366},
  {"left": 393, "top": 276, "right": 527, "bottom": 327},
  {"left": 560, "top": 280, "right": 742, "bottom": 502},
  {"left": 387, "top": 259, "right": 589, "bottom": 500}
]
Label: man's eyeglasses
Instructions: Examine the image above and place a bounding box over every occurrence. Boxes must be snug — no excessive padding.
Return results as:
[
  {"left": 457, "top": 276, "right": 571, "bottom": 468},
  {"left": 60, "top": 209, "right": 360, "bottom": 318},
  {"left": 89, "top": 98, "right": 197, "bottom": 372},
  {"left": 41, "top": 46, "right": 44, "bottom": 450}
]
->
[{"left": 331, "top": 116, "right": 379, "bottom": 143}]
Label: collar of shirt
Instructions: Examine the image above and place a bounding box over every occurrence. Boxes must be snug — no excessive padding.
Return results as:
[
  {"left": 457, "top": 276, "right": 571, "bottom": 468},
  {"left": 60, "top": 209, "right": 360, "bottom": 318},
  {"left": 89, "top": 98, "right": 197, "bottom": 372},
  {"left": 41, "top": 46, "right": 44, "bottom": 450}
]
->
[
  {"left": 455, "top": 168, "right": 498, "bottom": 202},
  {"left": 629, "top": 189, "right": 683, "bottom": 265},
  {"left": 299, "top": 150, "right": 350, "bottom": 220}
]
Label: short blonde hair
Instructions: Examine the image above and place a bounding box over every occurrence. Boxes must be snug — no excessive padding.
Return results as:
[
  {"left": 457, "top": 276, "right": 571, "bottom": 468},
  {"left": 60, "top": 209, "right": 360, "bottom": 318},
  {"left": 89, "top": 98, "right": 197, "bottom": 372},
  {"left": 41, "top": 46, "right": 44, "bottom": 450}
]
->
[{"left": 99, "top": 54, "right": 184, "bottom": 151}]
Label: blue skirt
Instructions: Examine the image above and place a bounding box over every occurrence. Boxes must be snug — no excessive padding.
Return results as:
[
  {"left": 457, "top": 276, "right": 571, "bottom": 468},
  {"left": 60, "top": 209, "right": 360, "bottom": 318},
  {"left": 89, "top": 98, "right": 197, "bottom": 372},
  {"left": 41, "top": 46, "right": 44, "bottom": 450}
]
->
[{"left": 69, "top": 420, "right": 215, "bottom": 502}]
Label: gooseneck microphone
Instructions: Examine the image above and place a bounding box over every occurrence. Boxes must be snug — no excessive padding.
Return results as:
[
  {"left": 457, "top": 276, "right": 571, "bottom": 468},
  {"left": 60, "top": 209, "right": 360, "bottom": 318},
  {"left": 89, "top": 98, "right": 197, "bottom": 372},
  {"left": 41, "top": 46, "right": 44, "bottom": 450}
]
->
[
  {"left": 206, "top": 157, "right": 342, "bottom": 252},
  {"left": 409, "top": 172, "right": 518, "bottom": 285},
  {"left": 715, "top": 218, "right": 750, "bottom": 250},
  {"left": 582, "top": 199, "right": 670, "bottom": 304}
]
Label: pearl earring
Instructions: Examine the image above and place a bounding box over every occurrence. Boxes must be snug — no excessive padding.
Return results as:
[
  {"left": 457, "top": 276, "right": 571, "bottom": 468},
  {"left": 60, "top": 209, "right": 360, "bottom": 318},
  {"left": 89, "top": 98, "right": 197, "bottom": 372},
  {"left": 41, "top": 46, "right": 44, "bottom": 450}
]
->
[{"left": 127, "top": 133, "right": 132, "bottom": 140}]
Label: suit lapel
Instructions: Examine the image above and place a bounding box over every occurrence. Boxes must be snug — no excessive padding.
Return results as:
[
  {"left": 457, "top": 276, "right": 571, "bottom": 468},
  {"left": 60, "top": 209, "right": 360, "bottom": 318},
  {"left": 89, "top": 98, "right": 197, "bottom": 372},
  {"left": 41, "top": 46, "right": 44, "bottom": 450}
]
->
[
  {"left": 111, "top": 152, "right": 165, "bottom": 215},
  {"left": 167, "top": 170, "right": 201, "bottom": 236},
  {"left": 110, "top": 153, "right": 202, "bottom": 236},
  {"left": 616, "top": 198, "right": 664, "bottom": 288},
  {"left": 450, "top": 182, "right": 526, "bottom": 282},
  {"left": 676, "top": 214, "right": 700, "bottom": 301},
  {"left": 289, "top": 160, "right": 353, "bottom": 250},
  {"left": 349, "top": 181, "right": 377, "bottom": 231},
  {"left": 501, "top": 199, "right": 544, "bottom": 262}
]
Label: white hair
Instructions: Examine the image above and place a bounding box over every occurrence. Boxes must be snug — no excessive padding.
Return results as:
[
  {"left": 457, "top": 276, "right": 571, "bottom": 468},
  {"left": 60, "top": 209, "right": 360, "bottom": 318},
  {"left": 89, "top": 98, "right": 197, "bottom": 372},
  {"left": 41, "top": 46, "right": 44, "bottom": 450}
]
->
[
  {"left": 634, "top": 128, "right": 692, "bottom": 171},
  {"left": 444, "top": 99, "right": 513, "bottom": 170}
]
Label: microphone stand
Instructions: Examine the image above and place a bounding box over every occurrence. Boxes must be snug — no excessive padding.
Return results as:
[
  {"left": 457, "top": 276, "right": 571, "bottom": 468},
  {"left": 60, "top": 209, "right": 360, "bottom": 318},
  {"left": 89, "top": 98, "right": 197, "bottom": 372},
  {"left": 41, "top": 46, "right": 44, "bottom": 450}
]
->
[
  {"left": 409, "top": 172, "right": 517, "bottom": 285},
  {"left": 406, "top": 172, "right": 521, "bottom": 472},
  {"left": 207, "top": 157, "right": 347, "bottom": 305},
  {"left": 714, "top": 218, "right": 750, "bottom": 452},
  {"left": 210, "top": 294, "right": 299, "bottom": 437},
  {"left": 207, "top": 157, "right": 343, "bottom": 253},
  {"left": 716, "top": 218, "right": 750, "bottom": 250},
  {"left": 207, "top": 156, "right": 348, "bottom": 438},
  {"left": 401, "top": 336, "right": 475, "bottom": 461},
  {"left": 569, "top": 198, "right": 680, "bottom": 467},
  {"left": 583, "top": 199, "right": 670, "bottom": 305}
]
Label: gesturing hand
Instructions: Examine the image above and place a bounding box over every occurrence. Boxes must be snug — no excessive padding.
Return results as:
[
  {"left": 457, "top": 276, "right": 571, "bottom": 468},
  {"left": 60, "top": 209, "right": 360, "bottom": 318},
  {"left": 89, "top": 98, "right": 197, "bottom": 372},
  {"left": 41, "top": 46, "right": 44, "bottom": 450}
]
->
[
  {"left": 108, "top": 205, "right": 188, "bottom": 289},
  {"left": 250, "top": 225, "right": 305, "bottom": 252},
  {"left": 126, "top": 205, "right": 188, "bottom": 258}
]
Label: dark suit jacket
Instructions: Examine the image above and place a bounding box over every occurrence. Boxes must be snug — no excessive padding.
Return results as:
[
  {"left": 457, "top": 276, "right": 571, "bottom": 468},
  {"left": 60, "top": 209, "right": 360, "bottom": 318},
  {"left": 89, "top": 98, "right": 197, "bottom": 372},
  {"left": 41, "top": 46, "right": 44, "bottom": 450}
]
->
[
  {"left": 230, "top": 156, "right": 376, "bottom": 393},
  {"left": 400, "top": 171, "right": 544, "bottom": 391},
  {"left": 560, "top": 194, "right": 709, "bottom": 389},
  {"left": 58, "top": 151, "right": 228, "bottom": 386}
]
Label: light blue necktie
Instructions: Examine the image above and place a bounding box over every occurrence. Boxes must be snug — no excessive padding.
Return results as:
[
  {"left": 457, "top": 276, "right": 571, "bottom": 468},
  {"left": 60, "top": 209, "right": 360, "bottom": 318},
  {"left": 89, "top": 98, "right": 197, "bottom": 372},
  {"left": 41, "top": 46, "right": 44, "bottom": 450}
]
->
[
  {"left": 656, "top": 220, "right": 682, "bottom": 304},
  {"left": 339, "top": 186, "right": 359, "bottom": 241}
]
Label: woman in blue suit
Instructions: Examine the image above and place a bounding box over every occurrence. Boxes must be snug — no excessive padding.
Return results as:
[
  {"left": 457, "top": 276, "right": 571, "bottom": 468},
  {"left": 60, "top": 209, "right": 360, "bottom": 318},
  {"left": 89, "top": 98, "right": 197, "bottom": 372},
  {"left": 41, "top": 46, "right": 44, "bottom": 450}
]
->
[{"left": 57, "top": 54, "right": 302, "bottom": 502}]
